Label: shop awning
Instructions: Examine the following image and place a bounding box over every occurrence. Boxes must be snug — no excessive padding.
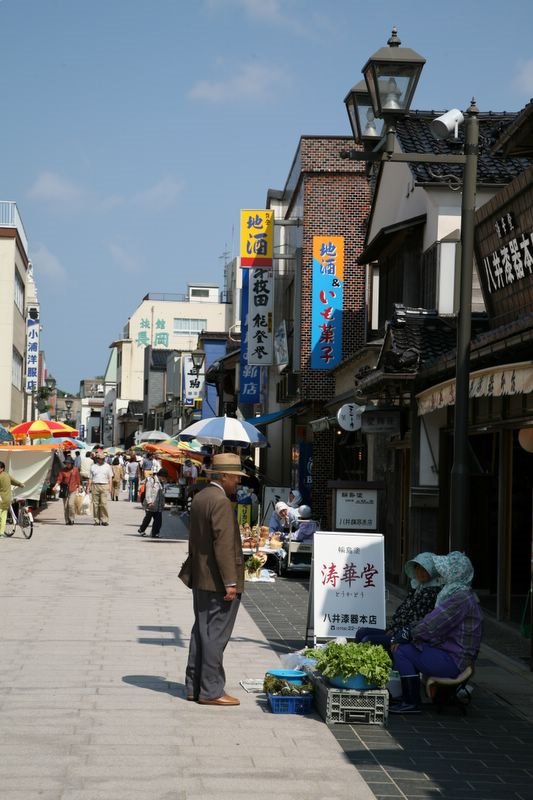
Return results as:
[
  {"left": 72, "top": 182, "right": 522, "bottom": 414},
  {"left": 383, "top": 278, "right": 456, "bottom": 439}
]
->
[
  {"left": 416, "top": 361, "right": 533, "bottom": 416},
  {"left": 246, "top": 401, "right": 306, "bottom": 427}
]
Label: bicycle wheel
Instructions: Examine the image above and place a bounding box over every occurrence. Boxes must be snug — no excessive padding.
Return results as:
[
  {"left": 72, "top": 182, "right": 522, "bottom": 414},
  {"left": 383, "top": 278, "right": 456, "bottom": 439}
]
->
[
  {"left": 20, "top": 511, "right": 34, "bottom": 539},
  {"left": 4, "top": 511, "right": 16, "bottom": 537}
]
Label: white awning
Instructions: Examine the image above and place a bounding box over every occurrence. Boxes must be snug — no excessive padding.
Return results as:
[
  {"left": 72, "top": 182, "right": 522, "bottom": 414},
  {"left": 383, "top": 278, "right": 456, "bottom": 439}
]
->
[{"left": 416, "top": 361, "right": 533, "bottom": 416}]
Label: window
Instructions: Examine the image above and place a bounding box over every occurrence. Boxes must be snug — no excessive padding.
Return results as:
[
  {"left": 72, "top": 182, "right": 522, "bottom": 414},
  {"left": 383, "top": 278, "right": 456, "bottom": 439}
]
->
[
  {"left": 190, "top": 288, "right": 209, "bottom": 299},
  {"left": 173, "top": 318, "right": 207, "bottom": 335},
  {"left": 14, "top": 270, "right": 24, "bottom": 314},
  {"left": 12, "top": 348, "right": 23, "bottom": 389}
]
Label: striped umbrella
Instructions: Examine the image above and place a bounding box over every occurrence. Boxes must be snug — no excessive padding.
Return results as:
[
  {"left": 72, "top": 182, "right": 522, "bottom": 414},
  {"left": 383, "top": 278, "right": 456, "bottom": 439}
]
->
[
  {"left": 9, "top": 419, "right": 79, "bottom": 439},
  {"left": 178, "top": 415, "right": 267, "bottom": 448}
]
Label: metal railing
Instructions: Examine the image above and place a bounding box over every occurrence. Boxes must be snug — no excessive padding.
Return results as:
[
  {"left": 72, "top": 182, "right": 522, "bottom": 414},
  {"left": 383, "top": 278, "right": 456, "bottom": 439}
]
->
[{"left": 0, "top": 201, "right": 29, "bottom": 256}]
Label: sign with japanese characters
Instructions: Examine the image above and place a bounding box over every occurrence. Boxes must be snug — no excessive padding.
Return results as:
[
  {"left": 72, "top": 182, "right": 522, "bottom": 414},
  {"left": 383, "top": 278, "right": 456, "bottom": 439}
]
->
[
  {"left": 134, "top": 316, "right": 169, "bottom": 348},
  {"left": 311, "top": 236, "right": 344, "bottom": 369},
  {"left": 239, "top": 269, "right": 261, "bottom": 404},
  {"left": 247, "top": 268, "right": 273, "bottom": 365},
  {"left": 25, "top": 317, "right": 40, "bottom": 392},
  {"left": 313, "top": 532, "right": 385, "bottom": 639},
  {"left": 474, "top": 170, "right": 533, "bottom": 325},
  {"left": 335, "top": 488, "right": 378, "bottom": 531},
  {"left": 183, "top": 354, "right": 205, "bottom": 405},
  {"left": 240, "top": 209, "right": 274, "bottom": 268}
]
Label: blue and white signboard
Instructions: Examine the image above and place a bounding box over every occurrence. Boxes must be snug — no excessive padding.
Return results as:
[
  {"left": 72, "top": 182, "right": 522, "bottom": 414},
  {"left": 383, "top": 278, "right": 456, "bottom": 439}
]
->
[{"left": 25, "top": 317, "right": 40, "bottom": 392}]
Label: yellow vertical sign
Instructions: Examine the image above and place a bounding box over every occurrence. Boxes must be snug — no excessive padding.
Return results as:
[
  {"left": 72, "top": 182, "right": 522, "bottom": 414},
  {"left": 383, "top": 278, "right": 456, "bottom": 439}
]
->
[{"left": 240, "top": 210, "right": 274, "bottom": 267}]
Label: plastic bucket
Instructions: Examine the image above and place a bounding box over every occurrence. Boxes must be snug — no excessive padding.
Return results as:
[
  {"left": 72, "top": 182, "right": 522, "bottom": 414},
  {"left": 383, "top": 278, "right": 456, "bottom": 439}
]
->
[{"left": 266, "top": 669, "right": 306, "bottom": 685}]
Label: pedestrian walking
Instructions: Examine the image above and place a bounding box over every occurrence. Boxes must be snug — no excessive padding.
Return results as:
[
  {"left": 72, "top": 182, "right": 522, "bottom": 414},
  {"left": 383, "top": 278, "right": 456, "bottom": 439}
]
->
[
  {"left": 53, "top": 458, "right": 82, "bottom": 525},
  {"left": 79, "top": 450, "right": 94, "bottom": 489},
  {"left": 125, "top": 455, "right": 140, "bottom": 502},
  {"left": 182, "top": 452, "right": 246, "bottom": 706},
  {"left": 0, "top": 461, "right": 24, "bottom": 536},
  {"left": 87, "top": 449, "right": 113, "bottom": 526},
  {"left": 110, "top": 457, "right": 124, "bottom": 501},
  {"left": 137, "top": 468, "right": 169, "bottom": 538}
]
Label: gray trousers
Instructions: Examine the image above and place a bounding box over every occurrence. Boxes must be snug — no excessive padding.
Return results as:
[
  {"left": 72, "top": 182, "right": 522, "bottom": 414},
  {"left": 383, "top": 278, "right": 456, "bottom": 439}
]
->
[{"left": 185, "top": 588, "right": 241, "bottom": 701}]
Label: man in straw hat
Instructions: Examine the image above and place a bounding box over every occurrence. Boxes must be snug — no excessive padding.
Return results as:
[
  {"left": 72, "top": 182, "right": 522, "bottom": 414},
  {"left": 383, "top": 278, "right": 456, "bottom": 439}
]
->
[{"left": 184, "top": 452, "right": 247, "bottom": 706}]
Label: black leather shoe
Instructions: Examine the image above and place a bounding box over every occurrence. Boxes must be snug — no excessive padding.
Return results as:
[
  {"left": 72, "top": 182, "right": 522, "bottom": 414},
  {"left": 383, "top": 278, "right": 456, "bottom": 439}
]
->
[{"left": 138, "top": 529, "right": 146, "bottom": 535}]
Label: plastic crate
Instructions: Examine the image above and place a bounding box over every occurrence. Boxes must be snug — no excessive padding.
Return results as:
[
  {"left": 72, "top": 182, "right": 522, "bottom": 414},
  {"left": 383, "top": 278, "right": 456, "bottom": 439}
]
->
[
  {"left": 311, "top": 673, "right": 388, "bottom": 725},
  {"left": 267, "top": 693, "right": 314, "bottom": 715}
]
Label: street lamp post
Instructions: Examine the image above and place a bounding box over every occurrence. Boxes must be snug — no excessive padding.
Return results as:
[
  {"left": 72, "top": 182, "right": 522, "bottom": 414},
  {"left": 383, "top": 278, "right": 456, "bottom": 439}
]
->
[{"left": 343, "top": 28, "right": 479, "bottom": 552}]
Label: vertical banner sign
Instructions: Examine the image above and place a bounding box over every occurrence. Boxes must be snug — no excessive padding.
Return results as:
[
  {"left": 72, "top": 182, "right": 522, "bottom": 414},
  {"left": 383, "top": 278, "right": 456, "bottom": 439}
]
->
[
  {"left": 239, "top": 270, "right": 261, "bottom": 403},
  {"left": 183, "top": 354, "right": 205, "bottom": 405},
  {"left": 311, "top": 236, "right": 344, "bottom": 369},
  {"left": 240, "top": 210, "right": 274, "bottom": 267},
  {"left": 247, "top": 268, "right": 274, "bottom": 365},
  {"left": 312, "top": 532, "right": 386, "bottom": 640},
  {"left": 25, "top": 317, "right": 40, "bottom": 392}
]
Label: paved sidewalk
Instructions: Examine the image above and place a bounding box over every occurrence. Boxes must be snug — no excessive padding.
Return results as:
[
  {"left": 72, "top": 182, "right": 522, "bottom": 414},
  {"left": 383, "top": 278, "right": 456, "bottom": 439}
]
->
[
  {"left": 0, "top": 494, "right": 375, "bottom": 800},
  {"left": 243, "top": 577, "right": 533, "bottom": 800}
]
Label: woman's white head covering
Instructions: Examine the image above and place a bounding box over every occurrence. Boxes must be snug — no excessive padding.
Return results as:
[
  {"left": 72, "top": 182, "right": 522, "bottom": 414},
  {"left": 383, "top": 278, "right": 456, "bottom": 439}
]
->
[
  {"left": 275, "top": 501, "right": 289, "bottom": 514},
  {"left": 287, "top": 489, "right": 302, "bottom": 508}
]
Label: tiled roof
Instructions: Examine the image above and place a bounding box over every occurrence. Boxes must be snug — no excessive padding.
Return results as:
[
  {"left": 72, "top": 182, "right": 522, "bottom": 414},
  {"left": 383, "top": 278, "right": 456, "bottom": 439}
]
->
[
  {"left": 395, "top": 111, "right": 532, "bottom": 185},
  {"left": 382, "top": 308, "right": 458, "bottom": 372}
]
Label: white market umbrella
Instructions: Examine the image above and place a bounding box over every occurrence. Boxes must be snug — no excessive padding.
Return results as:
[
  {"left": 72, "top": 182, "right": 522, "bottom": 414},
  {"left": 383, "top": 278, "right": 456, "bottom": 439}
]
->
[
  {"left": 178, "top": 415, "right": 267, "bottom": 449},
  {"left": 138, "top": 429, "right": 168, "bottom": 443}
]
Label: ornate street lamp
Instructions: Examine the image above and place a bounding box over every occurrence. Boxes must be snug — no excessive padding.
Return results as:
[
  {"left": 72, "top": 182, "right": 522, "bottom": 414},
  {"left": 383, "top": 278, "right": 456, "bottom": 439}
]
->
[
  {"left": 344, "top": 80, "right": 383, "bottom": 144},
  {"left": 361, "top": 27, "right": 425, "bottom": 118},
  {"left": 190, "top": 350, "right": 206, "bottom": 374},
  {"left": 343, "top": 29, "right": 479, "bottom": 552}
]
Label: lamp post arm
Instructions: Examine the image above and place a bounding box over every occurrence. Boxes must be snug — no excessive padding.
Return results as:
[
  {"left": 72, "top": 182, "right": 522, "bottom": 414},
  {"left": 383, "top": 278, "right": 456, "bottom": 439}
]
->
[{"left": 449, "top": 99, "right": 479, "bottom": 551}]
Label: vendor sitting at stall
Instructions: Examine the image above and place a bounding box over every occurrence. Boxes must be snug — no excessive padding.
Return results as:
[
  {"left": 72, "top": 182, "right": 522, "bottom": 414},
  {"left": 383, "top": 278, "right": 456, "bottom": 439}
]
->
[
  {"left": 269, "top": 501, "right": 299, "bottom": 538},
  {"left": 283, "top": 505, "right": 317, "bottom": 542}
]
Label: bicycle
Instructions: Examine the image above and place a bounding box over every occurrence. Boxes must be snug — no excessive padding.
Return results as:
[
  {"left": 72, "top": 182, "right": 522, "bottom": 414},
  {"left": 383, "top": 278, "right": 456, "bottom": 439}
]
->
[{"left": 4, "top": 498, "right": 34, "bottom": 539}]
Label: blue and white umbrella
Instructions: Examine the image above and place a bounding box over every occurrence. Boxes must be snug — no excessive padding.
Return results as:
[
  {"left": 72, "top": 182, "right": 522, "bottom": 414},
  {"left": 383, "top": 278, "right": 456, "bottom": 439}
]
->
[{"left": 178, "top": 415, "right": 267, "bottom": 448}]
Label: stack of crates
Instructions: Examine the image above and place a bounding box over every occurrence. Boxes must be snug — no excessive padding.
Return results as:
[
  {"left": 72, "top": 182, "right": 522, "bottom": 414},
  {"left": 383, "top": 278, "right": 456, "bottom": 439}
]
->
[{"left": 311, "top": 673, "right": 389, "bottom": 725}]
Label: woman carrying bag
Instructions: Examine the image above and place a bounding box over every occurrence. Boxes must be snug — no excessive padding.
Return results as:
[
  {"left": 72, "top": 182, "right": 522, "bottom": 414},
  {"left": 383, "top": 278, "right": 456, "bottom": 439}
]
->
[
  {"left": 138, "top": 469, "right": 169, "bottom": 538},
  {"left": 54, "top": 458, "right": 81, "bottom": 526}
]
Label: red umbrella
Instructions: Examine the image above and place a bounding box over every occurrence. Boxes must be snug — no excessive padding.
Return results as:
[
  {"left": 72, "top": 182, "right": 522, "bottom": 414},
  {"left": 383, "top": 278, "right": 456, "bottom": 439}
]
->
[{"left": 10, "top": 419, "right": 79, "bottom": 439}]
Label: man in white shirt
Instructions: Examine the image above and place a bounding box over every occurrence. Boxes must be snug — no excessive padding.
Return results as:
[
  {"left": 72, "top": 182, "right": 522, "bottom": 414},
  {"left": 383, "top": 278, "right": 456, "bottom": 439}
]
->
[{"left": 87, "top": 450, "right": 113, "bottom": 526}]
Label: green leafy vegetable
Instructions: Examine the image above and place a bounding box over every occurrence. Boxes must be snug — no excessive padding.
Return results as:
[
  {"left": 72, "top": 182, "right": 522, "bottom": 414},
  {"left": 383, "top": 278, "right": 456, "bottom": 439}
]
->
[{"left": 308, "top": 642, "right": 391, "bottom": 688}]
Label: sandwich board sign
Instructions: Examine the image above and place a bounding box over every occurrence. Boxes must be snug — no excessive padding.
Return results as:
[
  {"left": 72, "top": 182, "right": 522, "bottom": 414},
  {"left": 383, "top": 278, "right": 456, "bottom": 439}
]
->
[{"left": 310, "top": 531, "right": 385, "bottom": 642}]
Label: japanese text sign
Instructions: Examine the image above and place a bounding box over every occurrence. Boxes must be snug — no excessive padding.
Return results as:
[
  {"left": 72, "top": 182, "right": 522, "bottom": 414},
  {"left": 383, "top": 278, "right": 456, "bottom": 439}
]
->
[
  {"left": 311, "top": 236, "right": 344, "bottom": 369},
  {"left": 313, "top": 532, "right": 385, "bottom": 639},
  {"left": 247, "top": 268, "right": 273, "bottom": 365},
  {"left": 240, "top": 210, "right": 274, "bottom": 268},
  {"left": 335, "top": 488, "right": 378, "bottom": 531},
  {"left": 239, "top": 269, "right": 261, "bottom": 403},
  {"left": 25, "top": 317, "right": 40, "bottom": 392},
  {"left": 183, "top": 353, "right": 205, "bottom": 404}
]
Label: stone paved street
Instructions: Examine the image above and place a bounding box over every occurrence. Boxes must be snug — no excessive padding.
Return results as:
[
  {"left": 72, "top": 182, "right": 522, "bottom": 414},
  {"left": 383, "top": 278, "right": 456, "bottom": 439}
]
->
[
  {"left": 2, "top": 492, "right": 533, "bottom": 800},
  {"left": 243, "top": 576, "right": 533, "bottom": 800},
  {"left": 0, "top": 494, "right": 374, "bottom": 800}
]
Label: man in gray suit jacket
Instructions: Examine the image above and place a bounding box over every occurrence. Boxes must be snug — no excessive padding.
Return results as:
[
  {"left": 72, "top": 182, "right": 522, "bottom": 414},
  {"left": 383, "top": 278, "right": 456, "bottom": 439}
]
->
[{"left": 185, "top": 452, "right": 246, "bottom": 706}]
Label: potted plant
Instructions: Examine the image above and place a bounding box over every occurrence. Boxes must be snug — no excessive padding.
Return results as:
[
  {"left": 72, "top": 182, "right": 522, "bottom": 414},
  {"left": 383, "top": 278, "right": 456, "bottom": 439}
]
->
[
  {"left": 306, "top": 641, "right": 392, "bottom": 690},
  {"left": 244, "top": 553, "right": 266, "bottom": 580}
]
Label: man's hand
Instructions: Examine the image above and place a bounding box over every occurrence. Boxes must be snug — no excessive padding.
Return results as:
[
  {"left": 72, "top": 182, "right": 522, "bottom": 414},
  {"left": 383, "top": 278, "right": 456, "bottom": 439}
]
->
[{"left": 224, "top": 586, "right": 237, "bottom": 602}]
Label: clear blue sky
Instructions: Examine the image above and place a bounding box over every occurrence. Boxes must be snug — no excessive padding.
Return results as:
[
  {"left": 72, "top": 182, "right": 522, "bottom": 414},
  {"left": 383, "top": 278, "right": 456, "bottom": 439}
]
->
[{"left": 1, "top": 0, "right": 532, "bottom": 394}]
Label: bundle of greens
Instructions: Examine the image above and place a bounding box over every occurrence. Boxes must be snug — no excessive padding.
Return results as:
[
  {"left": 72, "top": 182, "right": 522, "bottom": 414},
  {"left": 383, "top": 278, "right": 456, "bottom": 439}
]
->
[
  {"left": 305, "top": 641, "right": 391, "bottom": 688},
  {"left": 263, "top": 675, "right": 313, "bottom": 696}
]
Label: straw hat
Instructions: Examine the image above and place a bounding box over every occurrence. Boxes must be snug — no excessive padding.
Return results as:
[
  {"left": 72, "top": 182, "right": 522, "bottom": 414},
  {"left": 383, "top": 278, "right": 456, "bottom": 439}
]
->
[{"left": 205, "top": 453, "right": 247, "bottom": 476}]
